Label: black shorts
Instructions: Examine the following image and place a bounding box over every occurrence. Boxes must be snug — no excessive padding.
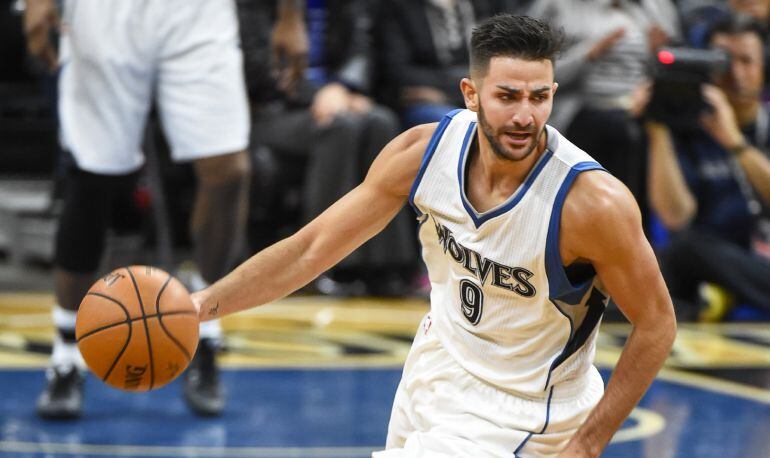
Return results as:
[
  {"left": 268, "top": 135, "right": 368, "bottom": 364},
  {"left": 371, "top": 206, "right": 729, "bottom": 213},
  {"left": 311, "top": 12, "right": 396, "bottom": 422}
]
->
[{"left": 54, "top": 165, "right": 141, "bottom": 273}]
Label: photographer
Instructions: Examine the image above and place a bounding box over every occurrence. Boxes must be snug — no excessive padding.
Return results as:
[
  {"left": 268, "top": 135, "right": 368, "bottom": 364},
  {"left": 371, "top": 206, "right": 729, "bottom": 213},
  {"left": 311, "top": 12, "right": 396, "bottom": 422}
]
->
[{"left": 646, "top": 13, "right": 770, "bottom": 320}]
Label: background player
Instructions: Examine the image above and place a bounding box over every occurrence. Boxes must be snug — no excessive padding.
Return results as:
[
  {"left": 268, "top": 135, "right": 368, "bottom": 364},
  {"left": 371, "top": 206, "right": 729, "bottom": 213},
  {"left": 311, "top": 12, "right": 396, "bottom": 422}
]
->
[
  {"left": 190, "top": 14, "right": 676, "bottom": 456},
  {"left": 23, "top": 0, "right": 306, "bottom": 418}
]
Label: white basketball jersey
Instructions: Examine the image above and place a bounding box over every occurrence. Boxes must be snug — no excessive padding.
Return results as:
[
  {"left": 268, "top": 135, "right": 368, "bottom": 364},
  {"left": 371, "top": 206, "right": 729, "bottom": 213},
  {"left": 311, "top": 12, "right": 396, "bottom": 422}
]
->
[{"left": 410, "top": 109, "right": 610, "bottom": 397}]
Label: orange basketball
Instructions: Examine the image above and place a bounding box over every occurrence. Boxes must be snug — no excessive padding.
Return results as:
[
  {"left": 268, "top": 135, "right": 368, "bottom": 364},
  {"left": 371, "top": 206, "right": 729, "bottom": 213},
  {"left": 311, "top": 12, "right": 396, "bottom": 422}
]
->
[{"left": 75, "top": 265, "right": 199, "bottom": 391}]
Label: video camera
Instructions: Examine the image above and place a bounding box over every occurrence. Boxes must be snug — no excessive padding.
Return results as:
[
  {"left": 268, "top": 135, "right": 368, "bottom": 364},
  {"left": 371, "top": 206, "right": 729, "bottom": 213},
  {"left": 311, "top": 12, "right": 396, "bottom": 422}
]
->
[{"left": 646, "top": 47, "right": 730, "bottom": 131}]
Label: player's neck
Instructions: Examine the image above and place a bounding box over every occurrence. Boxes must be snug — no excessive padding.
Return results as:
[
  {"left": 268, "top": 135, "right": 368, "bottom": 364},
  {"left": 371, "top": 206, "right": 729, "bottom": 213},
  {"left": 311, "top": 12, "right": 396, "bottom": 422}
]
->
[{"left": 467, "top": 131, "right": 546, "bottom": 211}]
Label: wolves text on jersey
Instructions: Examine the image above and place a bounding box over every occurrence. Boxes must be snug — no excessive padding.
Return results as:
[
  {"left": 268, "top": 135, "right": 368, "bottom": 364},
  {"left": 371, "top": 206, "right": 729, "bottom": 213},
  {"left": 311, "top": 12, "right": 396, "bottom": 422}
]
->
[{"left": 432, "top": 217, "right": 536, "bottom": 297}]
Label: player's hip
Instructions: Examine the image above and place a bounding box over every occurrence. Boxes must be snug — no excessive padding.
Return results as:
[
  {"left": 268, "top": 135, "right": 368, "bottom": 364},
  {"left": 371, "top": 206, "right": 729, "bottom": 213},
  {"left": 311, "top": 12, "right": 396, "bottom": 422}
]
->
[
  {"left": 402, "top": 313, "right": 603, "bottom": 415},
  {"left": 386, "top": 319, "right": 603, "bottom": 456},
  {"left": 413, "top": 312, "right": 597, "bottom": 400}
]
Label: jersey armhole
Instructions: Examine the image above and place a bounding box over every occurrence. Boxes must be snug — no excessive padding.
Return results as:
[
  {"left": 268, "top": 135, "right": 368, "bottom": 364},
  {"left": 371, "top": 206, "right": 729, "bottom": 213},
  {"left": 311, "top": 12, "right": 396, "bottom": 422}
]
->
[{"left": 544, "top": 162, "right": 607, "bottom": 304}]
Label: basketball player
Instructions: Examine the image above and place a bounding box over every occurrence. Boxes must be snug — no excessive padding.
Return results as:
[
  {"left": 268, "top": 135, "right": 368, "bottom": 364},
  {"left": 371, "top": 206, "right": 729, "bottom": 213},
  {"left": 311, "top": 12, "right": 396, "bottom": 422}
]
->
[
  {"left": 191, "top": 15, "right": 677, "bottom": 456},
  {"left": 23, "top": 0, "right": 306, "bottom": 418}
]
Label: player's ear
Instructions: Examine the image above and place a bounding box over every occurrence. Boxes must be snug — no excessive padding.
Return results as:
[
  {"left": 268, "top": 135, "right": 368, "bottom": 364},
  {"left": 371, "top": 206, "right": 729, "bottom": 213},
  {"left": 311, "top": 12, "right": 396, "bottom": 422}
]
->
[
  {"left": 552, "top": 82, "right": 559, "bottom": 96},
  {"left": 461, "top": 78, "right": 479, "bottom": 112}
]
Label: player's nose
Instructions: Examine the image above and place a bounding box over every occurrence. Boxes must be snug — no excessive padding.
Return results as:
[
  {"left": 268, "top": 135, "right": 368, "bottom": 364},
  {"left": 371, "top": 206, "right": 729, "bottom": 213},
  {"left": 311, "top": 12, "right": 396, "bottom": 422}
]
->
[{"left": 511, "top": 104, "right": 534, "bottom": 127}]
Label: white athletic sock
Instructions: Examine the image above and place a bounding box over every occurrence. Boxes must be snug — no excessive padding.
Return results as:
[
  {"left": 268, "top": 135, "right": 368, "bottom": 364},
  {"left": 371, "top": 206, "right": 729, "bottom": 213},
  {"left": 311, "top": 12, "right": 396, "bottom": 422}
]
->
[
  {"left": 180, "top": 266, "right": 223, "bottom": 343},
  {"left": 50, "top": 306, "right": 86, "bottom": 373},
  {"left": 199, "top": 319, "right": 222, "bottom": 342},
  {"left": 187, "top": 269, "right": 208, "bottom": 292},
  {"left": 187, "top": 269, "right": 222, "bottom": 345}
]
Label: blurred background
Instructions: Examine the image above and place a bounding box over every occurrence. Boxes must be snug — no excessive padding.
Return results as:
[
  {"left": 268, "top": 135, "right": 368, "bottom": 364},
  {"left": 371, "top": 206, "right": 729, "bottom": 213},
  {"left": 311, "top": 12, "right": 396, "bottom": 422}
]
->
[{"left": 1, "top": 0, "right": 769, "bottom": 457}]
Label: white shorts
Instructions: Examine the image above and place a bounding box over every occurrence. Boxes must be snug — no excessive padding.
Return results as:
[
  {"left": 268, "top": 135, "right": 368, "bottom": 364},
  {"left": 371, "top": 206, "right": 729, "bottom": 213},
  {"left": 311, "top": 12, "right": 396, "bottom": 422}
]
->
[
  {"left": 59, "top": 0, "right": 250, "bottom": 175},
  {"left": 374, "top": 314, "right": 604, "bottom": 458}
]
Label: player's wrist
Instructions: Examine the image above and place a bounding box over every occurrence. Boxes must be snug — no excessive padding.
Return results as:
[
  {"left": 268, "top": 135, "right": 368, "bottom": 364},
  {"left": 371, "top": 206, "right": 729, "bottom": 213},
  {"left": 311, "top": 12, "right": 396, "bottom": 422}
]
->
[{"left": 190, "top": 290, "right": 210, "bottom": 321}]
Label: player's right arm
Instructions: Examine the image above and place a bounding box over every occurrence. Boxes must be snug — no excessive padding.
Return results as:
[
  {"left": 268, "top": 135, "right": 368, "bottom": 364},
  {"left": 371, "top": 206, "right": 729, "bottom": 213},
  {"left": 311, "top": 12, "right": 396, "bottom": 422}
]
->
[{"left": 192, "top": 123, "right": 436, "bottom": 321}]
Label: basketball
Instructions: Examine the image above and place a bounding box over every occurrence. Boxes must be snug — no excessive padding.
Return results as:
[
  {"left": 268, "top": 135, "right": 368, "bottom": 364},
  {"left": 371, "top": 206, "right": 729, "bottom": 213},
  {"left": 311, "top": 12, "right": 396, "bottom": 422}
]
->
[{"left": 75, "top": 266, "right": 199, "bottom": 392}]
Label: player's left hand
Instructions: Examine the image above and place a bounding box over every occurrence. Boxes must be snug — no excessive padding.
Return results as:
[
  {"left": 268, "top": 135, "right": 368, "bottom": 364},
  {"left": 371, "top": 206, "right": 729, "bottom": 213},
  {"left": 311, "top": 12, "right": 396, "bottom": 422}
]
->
[{"left": 700, "top": 84, "right": 744, "bottom": 149}]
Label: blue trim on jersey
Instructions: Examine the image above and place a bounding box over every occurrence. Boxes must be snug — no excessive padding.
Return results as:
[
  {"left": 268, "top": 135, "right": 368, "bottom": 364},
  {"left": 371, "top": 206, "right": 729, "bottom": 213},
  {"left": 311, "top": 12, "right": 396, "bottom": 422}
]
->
[
  {"left": 513, "top": 385, "right": 555, "bottom": 457},
  {"left": 458, "top": 132, "right": 554, "bottom": 229},
  {"left": 545, "top": 161, "right": 605, "bottom": 304},
  {"left": 408, "top": 108, "right": 464, "bottom": 216},
  {"left": 542, "top": 161, "right": 606, "bottom": 390},
  {"left": 414, "top": 213, "right": 429, "bottom": 261}
]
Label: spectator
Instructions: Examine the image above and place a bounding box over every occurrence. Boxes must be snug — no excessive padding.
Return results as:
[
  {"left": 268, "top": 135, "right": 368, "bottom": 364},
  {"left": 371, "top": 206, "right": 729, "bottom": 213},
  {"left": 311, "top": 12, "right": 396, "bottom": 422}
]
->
[
  {"left": 731, "top": 0, "right": 770, "bottom": 26},
  {"left": 529, "top": 0, "right": 680, "bottom": 224},
  {"left": 239, "top": 0, "right": 417, "bottom": 296},
  {"left": 646, "top": 13, "right": 770, "bottom": 320},
  {"left": 24, "top": 0, "right": 305, "bottom": 419},
  {"left": 374, "top": 0, "right": 510, "bottom": 128},
  {"left": 681, "top": 0, "right": 770, "bottom": 103}
]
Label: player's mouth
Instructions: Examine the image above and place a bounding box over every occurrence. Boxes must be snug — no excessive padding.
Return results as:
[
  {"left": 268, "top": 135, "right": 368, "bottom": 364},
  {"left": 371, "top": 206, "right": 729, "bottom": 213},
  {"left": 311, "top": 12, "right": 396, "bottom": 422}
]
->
[{"left": 504, "top": 131, "right": 532, "bottom": 147}]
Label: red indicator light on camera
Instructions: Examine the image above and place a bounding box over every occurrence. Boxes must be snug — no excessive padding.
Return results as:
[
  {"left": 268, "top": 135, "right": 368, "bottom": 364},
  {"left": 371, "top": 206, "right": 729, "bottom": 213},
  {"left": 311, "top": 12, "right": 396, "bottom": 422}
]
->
[{"left": 658, "top": 50, "right": 675, "bottom": 65}]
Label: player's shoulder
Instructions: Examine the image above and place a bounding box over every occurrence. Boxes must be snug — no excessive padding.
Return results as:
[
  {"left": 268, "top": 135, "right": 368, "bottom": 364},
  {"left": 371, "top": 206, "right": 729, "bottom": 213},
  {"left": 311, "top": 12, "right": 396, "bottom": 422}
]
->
[
  {"left": 391, "top": 108, "right": 473, "bottom": 155},
  {"left": 377, "top": 122, "right": 438, "bottom": 167},
  {"left": 364, "top": 122, "right": 439, "bottom": 197},
  {"left": 397, "top": 122, "right": 439, "bottom": 152},
  {"left": 562, "top": 170, "right": 641, "bottom": 249},
  {"left": 566, "top": 171, "right": 639, "bottom": 224},
  {"left": 559, "top": 170, "right": 643, "bottom": 263}
]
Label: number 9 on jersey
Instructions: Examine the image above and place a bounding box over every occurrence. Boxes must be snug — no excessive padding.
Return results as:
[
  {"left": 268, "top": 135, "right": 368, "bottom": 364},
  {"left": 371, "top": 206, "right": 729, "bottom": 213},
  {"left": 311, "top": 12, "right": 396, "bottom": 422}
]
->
[{"left": 459, "top": 279, "right": 484, "bottom": 325}]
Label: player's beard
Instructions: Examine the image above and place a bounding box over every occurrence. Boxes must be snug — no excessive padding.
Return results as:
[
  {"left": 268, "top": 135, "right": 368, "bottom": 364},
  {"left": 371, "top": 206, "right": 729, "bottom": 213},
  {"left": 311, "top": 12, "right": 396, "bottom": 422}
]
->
[{"left": 478, "top": 102, "right": 544, "bottom": 162}]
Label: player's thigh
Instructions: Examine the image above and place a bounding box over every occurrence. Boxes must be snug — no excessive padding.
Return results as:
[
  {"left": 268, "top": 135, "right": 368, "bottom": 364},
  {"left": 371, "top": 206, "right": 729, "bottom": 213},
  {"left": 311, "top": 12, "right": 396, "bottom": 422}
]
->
[
  {"left": 156, "top": 0, "right": 249, "bottom": 162},
  {"left": 59, "top": 0, "right": 154, "bottom": 174}
]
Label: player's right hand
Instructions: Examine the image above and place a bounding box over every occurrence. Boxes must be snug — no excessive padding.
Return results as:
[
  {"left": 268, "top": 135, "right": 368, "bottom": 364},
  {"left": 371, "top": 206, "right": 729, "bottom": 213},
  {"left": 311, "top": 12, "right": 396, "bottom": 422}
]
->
[
  {"left": 23, "top": 0, "right": 60, "bottom": 72},
  {"left": 190, "top": 290, "right": 206, "bottom": 321}
]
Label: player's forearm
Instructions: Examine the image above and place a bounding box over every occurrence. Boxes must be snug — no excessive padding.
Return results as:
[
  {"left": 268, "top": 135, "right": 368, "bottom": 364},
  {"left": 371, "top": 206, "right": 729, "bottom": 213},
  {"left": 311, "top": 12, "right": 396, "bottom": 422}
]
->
[
  {"left": 645, "top": 122, "right": 696, "bottom": 229},
  {"left": 194, "top": 185, "right": 402, "bottom": 320},
  {"left": 195, "top": 231, "right": 319, "bottom": 321},
  {"left": 565, "top": 315, "right": 676, "bottom": 456}
]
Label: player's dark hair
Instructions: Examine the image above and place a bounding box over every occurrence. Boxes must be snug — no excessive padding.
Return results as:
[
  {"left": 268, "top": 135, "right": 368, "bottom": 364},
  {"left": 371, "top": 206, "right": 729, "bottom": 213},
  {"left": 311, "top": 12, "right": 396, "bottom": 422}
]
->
[
  {"left": 706, "top": 12, "right": 767, "bottom": 44},
  {"left": 470, "top": 14, "right": 563, "bottom": 77}
]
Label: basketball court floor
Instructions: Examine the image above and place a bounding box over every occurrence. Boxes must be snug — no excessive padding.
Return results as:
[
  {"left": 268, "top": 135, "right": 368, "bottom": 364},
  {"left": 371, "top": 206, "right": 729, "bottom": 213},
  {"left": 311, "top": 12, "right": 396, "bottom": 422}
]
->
[{"left": 0, "top": 291, "right": 769, "bottom": 457}]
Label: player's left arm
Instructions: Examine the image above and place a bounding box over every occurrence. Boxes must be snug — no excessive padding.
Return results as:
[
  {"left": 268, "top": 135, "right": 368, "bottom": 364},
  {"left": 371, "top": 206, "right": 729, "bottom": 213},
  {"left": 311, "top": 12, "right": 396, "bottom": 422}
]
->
[{"left": 557, "top": 171, "right": 677, "bottom": 458}]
